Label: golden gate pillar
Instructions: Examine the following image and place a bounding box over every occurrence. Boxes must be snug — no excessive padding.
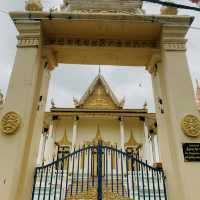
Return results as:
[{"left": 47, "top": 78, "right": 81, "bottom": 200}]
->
[
  {"left": 149, "top": 25, "right": 200, "bottom": 200},
  {"left": 0, "top": 21, "right": 48, "bottom": 200}
]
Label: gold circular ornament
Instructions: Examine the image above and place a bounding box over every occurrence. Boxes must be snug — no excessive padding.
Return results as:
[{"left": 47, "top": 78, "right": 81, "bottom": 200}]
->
[
  {"left": 0, "top": 112, "right": 21, "bottom": 135},
  {"left": 181, "top": 114, "right": 200, "bottom": 137}
]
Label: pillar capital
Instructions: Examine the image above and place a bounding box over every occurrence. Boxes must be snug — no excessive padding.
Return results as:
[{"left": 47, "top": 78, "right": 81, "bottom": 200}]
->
[
  {"left": 15, "top": 21, "right": 42, "bottom": 48},
  {"left": 161, "top": 25, "right": 189, "bottom": 51}
]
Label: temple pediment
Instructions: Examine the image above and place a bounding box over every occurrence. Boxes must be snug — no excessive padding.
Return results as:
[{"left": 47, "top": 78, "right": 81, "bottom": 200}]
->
[{"left": 74, "top": 74, "right": 124, "bottom": 109}]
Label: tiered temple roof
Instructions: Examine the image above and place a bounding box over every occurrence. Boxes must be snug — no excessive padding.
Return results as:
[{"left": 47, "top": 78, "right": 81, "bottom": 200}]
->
[
  {"left": 56, "top": 128, "right": 72, "bottom": 146},
  {"left": 73, "top": 73, "right": 124, "bottom": 109}
]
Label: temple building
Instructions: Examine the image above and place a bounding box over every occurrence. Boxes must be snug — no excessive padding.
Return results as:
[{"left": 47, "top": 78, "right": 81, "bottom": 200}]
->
[{"left": 37, "top": 72, "right": 159, "bottom": 166}]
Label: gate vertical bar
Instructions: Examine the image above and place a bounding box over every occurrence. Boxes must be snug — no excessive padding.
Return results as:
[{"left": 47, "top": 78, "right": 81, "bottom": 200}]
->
[
  {"left": 31, "top": 168, "right": 37, "bottom": 200},
  {"left": 97, "top": 143, "right": 102, "bottom": 200}
]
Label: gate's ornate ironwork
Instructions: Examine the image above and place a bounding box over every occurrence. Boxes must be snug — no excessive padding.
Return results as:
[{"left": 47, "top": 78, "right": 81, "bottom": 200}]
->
[{"left": 32, "top": 145, "right": 167, "bottom": 200}]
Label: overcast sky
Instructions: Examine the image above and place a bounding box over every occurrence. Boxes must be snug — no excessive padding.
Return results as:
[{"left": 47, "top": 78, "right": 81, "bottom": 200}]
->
[{"left": 0, "top": 0, "right": 199, "bottom": 112}]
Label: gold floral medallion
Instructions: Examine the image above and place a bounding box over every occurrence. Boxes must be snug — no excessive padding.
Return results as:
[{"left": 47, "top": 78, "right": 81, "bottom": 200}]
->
[
  {"left": 0, "top": 112, "right": 21, "bottom": 135},
  {"left": 181, "top": 114, "right": 200, "bottom": 137}
]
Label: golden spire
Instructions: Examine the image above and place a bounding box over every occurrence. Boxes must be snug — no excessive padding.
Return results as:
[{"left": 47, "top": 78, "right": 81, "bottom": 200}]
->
[
  {"left": 98, "top": 64, "right": 101, "bottom": 75},
  {"left": 57, "top": 128, "right": 72, "bottom": 146},
  {"left": 84, "top": 125, "right": 110, "bottom": 146},
  {"left": 92, "top": 125, "right": 103, "bottom": 144},
  {"left": 125, "top": 129, "right": 141, "bottom": 149}
]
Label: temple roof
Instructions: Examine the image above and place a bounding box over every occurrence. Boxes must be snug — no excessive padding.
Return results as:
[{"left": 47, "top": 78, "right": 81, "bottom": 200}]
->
[
  {"left": 74, "top": 73, "right": 124, "bottom": 109},
  {"left": 85, "top": 125, "right": 110, "bottom": 146},
  {"left": 125, "top": 130, "right": 141, "bottom": 149},
  {"left": 56, "top": 128, "right": 72, "bottom": 146}
]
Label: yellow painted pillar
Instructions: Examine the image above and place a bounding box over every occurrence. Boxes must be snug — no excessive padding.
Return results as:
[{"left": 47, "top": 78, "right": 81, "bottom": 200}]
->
[
  {"left": 149, "top": 25, "right": 200, "bottom": 200},
  {"left": 119, "top": 117, "right": 125, "bottom": 150},
  {"left": 0, "top": 21, "right": 49, "bottom": 200},
  {"left": 72, "top": 116, "right": 79, "bottom": 149}
]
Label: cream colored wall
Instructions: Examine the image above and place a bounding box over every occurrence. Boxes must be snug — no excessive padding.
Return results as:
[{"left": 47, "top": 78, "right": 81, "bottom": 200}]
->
[
  {"left": 55, "top": 116, "right": 145, "bottom": 147},
  {"left": 42, "top": 116, "right": 146, "bottom": 165}
]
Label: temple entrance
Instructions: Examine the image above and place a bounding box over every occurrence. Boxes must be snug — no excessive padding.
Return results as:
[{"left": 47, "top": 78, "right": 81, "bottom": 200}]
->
[
  {"left": 0, "top": 2, "right": 200, "bottom": 200},
  {"left": 32, "top": 144, "right": 167, "bottom": 200}
]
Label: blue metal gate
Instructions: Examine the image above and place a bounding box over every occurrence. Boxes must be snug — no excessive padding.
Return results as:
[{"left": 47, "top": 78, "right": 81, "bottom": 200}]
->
[{"left": 32, "top": 144, "right": 167, "bottom": 200}]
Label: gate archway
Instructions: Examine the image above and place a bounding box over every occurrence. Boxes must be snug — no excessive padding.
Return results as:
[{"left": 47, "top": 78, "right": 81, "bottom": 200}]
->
[
  {"left": 0, "top": 8, "right": 199, "bottom": 200},
  {"left": 32, "top": 144, "right": 167, "bottom": 200}
]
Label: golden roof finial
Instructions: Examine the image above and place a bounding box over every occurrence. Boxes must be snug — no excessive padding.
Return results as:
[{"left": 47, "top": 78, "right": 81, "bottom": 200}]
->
[
  {"left": 25, "top": 0, "right": 43, "bottom": 11},
  {"left": 125, "top": 129, "right": 141, "bottom": 149},
  {"left": 85, "top": 125, "right": 110, "bottom": 146},
  {"left": 93, "top": 125, "right": 102, "bottom": 144},
  {"left": 57, "top": 128, "right": 72, "bottom": 146},
  {"left": 98, "top": 65, "right": 102, "bottom": 75}
]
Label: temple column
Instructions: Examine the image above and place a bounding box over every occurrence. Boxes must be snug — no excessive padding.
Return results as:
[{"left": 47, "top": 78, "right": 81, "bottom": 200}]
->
[
  {"left": 72, "top": 116, "right": 79, "bottom": 149},
  {"left": 150, "top": 134, "right": 156, "bottom": 163},
  {"left": 151, "top": 134, "right": 160, "bottom": 163},
  {"left": 44, "top": 121, "right": 55, "bottom": 163},
  {"left": 119, "top": 117, "right": 125, "bottom": 150},
  {"left": 144, "top": 122, "right": 155, "bottom": 164},
  {"left": 0, "top": 19, "right": 57, "bottom": 200},
  {"left": 147, "top": 24, "right": 200, "bottom": 200},
  {"left": 21, "top": 50, "right": 55, "bottom": 199},
  {"left": 0, "top": 21, "right": 45, "bottom": 200}
]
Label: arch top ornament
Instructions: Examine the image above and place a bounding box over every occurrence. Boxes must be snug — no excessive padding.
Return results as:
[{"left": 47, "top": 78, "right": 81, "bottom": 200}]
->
[{"left": 25, "top": 0, "right": 43, "bottom": 11}]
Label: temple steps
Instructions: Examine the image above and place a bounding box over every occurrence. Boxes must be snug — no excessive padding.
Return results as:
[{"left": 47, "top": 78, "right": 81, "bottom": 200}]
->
[{"left": 67, "top": 185, "right": 131, "bottom": 200}]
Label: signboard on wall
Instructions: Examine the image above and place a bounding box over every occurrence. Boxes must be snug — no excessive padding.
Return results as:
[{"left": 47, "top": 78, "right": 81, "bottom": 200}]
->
[{"left": 182, "top": 143, "right": 200, "bottom": 162}]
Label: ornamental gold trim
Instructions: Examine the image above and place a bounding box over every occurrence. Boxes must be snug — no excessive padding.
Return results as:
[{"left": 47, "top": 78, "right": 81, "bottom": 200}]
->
[
  {"left": 181, "top": 114, "right": 200, "bottom": 138},
  {"left": 0, "top": 112, "right": 21, "bottom": 135},
  {"left": 45, "top": 37, "right": 157, "bottom": 48}
]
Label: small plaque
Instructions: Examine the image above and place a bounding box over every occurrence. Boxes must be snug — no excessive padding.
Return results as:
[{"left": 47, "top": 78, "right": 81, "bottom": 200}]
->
[{"left": 182, "top": 143, "right": 200, "bottom": 162}]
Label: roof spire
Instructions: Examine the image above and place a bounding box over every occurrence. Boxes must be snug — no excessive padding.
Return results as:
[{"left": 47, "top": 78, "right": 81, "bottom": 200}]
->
[
  {"left": 196, "top": 79, "right": 200, "bottom": 88},
  {"left": 98, "top": 65, "right": 101, "bottom": 75},
  {"left": 56, "top": 128, "right": 72, "bottom": 146},
  {"left": 51, "top": 98, "right": 55, "bottom": 108},
  {"left": 125, "top": 129, "right": 141, "bottom": 149}
]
